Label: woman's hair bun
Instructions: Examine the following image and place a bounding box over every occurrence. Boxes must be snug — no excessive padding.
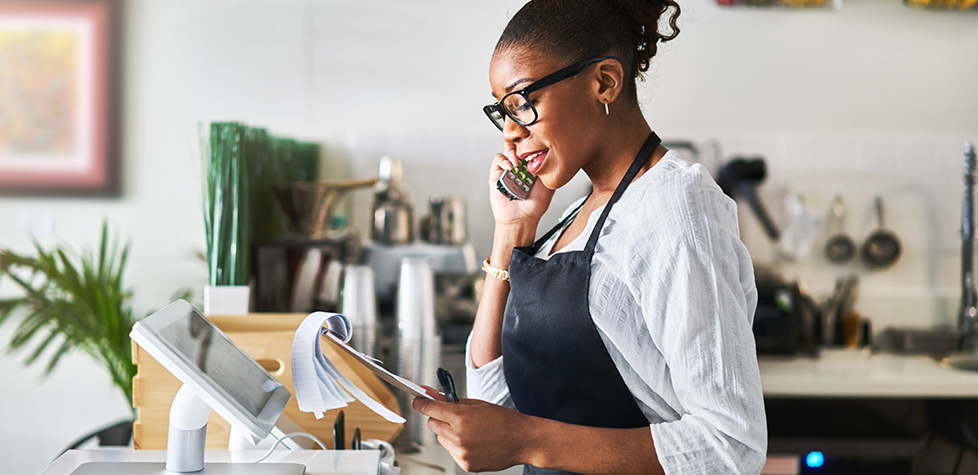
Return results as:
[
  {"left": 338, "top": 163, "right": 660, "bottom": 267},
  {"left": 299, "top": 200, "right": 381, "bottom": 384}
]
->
[
  {"left": 495, "top": 0, "right": 681, "bottom": 97},
  {"left": 611, "top": 0, "right": 681, "bottom": 74}
]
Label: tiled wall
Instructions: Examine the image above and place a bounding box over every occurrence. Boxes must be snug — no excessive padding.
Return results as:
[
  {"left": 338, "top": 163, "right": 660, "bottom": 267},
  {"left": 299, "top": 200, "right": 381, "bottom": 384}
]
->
[
  {"left": 342, "top": 131, "right": 977, "bottom": 333},
  {"left": 730, "top": 133, "right": 973, "bottom": 331}
]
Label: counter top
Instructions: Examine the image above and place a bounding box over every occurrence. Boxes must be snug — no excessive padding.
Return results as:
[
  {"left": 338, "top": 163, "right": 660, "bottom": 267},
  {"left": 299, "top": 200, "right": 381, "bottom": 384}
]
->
[
  {"left": 40, "top": 449, "right": 382, "bottom": 475},
  {"left": 759, "top": 350, "right": 978, "bottom": 398}
]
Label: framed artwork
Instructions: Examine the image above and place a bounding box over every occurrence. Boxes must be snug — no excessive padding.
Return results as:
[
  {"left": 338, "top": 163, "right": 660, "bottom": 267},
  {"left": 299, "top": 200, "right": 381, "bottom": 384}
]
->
[{"left": 0, "top": 0, "right": 121, "bottom": 196}]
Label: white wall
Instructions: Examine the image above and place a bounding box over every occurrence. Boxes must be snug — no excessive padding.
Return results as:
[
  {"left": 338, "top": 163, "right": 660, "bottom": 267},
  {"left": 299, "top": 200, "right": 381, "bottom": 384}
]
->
[{"left": 0, "top": 0, "right": 976, "bottom": 472}]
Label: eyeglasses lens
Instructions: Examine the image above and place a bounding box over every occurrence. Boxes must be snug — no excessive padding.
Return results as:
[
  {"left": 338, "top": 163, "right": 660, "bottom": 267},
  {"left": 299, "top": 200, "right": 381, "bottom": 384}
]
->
[
  {"left": 485, "top": 106, "right": 506, "bottom": 131},
  {"left": 502, "top": 93, "right": 535, "bottom": 126}
]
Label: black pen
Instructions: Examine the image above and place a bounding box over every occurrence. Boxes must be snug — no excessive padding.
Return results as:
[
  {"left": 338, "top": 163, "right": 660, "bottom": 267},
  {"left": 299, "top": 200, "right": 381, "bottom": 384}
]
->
[
  {"left": 333, "top": 410, "right": 345, "bottom": 450},
  {"left": 437, "top": 367, "right": 459, "bottom": 403}
]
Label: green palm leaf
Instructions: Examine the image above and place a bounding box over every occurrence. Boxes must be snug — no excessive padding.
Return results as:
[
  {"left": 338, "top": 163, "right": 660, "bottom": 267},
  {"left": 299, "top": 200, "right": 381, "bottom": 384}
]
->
[{"left": 0, "top": 221, "right": 137, "bottom": 411}]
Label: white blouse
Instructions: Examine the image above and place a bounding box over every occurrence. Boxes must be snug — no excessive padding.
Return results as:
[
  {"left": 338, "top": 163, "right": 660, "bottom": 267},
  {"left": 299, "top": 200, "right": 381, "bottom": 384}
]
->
[{"left": 466, "top": 151, "right": 768, "bottom": 475}]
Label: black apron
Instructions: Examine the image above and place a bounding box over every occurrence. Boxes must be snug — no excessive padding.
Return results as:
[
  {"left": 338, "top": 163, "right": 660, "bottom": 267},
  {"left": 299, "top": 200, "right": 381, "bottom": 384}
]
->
[{"left": 502, "top": 132, "right": 661, "bottom": 475}]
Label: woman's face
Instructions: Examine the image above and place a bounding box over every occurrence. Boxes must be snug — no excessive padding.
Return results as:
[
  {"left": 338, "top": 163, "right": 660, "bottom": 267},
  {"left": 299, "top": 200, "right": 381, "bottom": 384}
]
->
[{"left": 488, "top": 49, "right": 599, "bottom": 191}]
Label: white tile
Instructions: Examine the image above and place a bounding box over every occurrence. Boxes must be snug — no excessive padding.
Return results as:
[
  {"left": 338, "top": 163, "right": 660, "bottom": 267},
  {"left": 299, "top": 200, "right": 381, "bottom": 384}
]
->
[
  {"left": 857, "top": 138, "right": 895, "bottom": 173},
  {"left": 781, "top": 137, "right": 819, "bottom": 173},
  {"left": 816, "top": 138, "right": 859, "bottom": 172},
  {"left": 893, "top": 139, "right": 934, "bottom": 174}
]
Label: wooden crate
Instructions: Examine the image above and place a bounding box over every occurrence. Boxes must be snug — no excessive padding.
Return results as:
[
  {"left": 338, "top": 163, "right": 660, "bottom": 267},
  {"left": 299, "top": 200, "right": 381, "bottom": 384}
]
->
[{"left": 131, "top": 313, "right": 402, "bottom": 450}]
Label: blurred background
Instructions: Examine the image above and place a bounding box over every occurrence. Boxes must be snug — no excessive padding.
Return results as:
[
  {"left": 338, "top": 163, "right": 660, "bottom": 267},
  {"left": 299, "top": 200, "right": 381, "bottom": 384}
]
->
[{"left": 0, "top": 0, "right": 976, "bottom": 474}]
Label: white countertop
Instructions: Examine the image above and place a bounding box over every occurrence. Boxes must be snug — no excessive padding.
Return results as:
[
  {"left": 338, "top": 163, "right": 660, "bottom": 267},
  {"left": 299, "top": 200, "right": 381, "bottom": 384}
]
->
[
  {"left": 396, "top": 445, "right": 521, "bottom": 475},
  {"left": 40, "top": 447, "right": 517, "bottom": 475},
  {"left": 758, "top": 349, "right": 978, "bottom": 398},
  {"left": 40, "top": 449, "right": 381, "bottom": 475}
]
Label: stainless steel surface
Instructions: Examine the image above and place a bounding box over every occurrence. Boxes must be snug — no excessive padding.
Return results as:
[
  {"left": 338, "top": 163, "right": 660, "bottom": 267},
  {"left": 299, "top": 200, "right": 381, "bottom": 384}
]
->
[
  {"left": 342, "top": 265, "right": 380, "bottom": 358},
  {"left": 860, "top": 193, "right": 902, "bottom": 269},
  {"left": 875, "top": 327, "right": 962, "bottom": 358},
  {"left": 961, "top": 142, "right": 978, "bottom": 350},
  {"left": 825, "top": 194, "right": 856, "bottom": 264},
  {"left": 424, "top": 195, "right": 467, "bottom": 245},
  {"left": 372, "top": 199, "right": 414, "bottom": 244},
  {"left": 363, "top": 242, "right": 479, "bottom": 306},
  {"left": 372, "top": 156, "right": 414, "bottom": 244},
  {"left": 943, "top": 354, "right": 978, "bottom": 372}
]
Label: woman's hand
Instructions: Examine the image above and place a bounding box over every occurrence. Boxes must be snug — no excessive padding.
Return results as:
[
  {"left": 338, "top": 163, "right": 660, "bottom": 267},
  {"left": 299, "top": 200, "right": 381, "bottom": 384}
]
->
[
  {"left": 412, "top": 396, "right": 534, "bottom": 473},
  {"left": 488, "top": 143, "right": 555, "bottom": 229}
]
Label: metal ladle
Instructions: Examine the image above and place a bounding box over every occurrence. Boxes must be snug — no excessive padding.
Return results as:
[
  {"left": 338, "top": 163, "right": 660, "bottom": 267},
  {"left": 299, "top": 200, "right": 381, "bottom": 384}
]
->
[
  {"left": 861, "top": 193, "right": 902, "bottom": 269},
  {"left": 825, "top": 194, "right": 856, "bottom": 264}
]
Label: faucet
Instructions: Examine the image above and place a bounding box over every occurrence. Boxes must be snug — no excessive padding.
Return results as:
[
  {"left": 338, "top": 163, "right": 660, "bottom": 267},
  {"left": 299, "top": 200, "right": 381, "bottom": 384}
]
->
[{"left": 960, "top": 142, "right": 978, "bottom": 351}]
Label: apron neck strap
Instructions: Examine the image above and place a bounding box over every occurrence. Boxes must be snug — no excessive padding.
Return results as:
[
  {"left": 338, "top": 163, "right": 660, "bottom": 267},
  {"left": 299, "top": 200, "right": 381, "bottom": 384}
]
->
[
  {"left": 583, "top": 132, "right": 661, "bottom": 253},
  {"left": 532, "top": 191, "right": 592, "bottom": 250}
]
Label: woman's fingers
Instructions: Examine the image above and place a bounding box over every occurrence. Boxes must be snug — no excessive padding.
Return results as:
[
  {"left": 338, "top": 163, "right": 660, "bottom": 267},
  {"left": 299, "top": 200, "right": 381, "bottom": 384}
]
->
[
  {"left": 426, "top": 416, "right": 460, "bottom": 445},
  {"left": 504, "top": 141, "right": 519, "bottom": 167},
  {"left": 488, "top": 153, "right": 513, "bottom": 185},
  {"left": 411, "top": 397, "right": 458, "bottom": 423},
  {"left": 419, "top": 384, "right": 448, "bottom": 402}
]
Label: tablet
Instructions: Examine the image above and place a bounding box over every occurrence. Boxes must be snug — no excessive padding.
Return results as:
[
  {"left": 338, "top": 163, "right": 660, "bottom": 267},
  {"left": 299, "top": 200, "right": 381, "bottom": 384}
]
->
[
  {"left": 324, "top": 332, "right": 433, "bottom": 400},
  {"left": 130, "top": 300, "right": 292, "bottom": 441}
]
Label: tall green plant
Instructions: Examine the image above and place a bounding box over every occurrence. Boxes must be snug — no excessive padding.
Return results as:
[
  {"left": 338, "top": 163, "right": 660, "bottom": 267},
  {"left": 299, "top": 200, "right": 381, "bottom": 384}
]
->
[
  {"left": 203, "top": 122, "right": 250, "bottom": 286},
  {"left": 201, "top": 122, "right": 320, "bottom": 284},
  {"left": 0, "top": 223, "right": 137, "bottom": 408}
]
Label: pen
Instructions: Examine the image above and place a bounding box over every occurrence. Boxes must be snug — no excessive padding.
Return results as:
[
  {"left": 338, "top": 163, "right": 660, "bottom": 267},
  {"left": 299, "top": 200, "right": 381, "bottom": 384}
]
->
[
  {"left": 437, "top": 367, "right": 459, "bottom": 403},
  {"left": 333, "top": 410, "right": 345, "bottom": 450},
  {"left": 352, "top": 427, "right": 362, "bottom": 450}
]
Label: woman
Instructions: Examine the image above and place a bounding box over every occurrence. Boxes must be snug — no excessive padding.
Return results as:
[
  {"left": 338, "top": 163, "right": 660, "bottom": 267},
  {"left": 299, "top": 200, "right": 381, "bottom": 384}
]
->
[{"left": 412, "top": 1, "right": 767, "bottom": 473}]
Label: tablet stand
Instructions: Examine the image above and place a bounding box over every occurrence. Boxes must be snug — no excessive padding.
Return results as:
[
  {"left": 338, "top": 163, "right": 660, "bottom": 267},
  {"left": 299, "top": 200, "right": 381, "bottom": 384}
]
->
[
  {"left": 167, "top": 384, "right": 212, "bottom": 472},
  {"left": 68, "top": 384, "right": 304, "bottom": 475}
]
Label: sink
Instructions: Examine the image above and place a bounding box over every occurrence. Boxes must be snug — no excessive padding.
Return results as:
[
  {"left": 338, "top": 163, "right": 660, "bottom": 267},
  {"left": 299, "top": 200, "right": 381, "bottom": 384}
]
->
[
  {"left": 875, "top": 327, "right": 978, "bottom": 372},
  {"left": 873, "top": 327, "right": 962, "bottom": 359},
  {"left": 942, "top": 354, "right": 978, "bottom": 372}
]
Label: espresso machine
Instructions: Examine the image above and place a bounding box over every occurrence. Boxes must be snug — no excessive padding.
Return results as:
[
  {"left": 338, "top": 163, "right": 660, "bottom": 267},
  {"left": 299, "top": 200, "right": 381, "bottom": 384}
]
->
[{"left": 362, "top": 157, "right": 479, "bottom": 317}]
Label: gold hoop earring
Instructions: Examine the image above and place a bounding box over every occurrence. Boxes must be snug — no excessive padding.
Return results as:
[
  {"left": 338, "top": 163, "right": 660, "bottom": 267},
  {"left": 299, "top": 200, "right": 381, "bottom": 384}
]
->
[{"left": 604, "top": 101, "right": 609, "bottom": 116}]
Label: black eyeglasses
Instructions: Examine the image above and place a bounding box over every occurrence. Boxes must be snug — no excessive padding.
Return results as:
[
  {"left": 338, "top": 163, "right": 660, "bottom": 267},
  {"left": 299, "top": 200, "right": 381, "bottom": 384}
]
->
[{"left": 483, "top": 56, "right": 621, "bottom": 132}]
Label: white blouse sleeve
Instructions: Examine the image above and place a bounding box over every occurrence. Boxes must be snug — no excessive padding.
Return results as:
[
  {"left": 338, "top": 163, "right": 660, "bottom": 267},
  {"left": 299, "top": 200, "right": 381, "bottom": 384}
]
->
[
  {"left": 632, "top": 172, "right": 767, "bottom": 474},
  {"left": 464, "top": 333, "right": 515, "bottom": 408}
]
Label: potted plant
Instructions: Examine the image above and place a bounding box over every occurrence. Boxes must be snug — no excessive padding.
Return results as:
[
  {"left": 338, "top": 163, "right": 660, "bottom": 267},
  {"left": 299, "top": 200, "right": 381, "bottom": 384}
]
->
[
  {"left": 0, "top": 223, "right": 137, "bottom": 407},
  {"left": 201, "top": 122, "right": 252, "bottom": 315}
]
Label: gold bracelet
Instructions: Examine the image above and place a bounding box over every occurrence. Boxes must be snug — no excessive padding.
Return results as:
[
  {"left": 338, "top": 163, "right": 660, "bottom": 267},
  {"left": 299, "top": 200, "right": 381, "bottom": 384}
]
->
[{"left": 482, "top": 257, "right": 510, "bottom": 281}]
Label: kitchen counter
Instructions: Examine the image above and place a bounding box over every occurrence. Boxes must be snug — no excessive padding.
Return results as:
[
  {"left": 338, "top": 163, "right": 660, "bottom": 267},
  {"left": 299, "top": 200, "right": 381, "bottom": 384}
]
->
[{"left": 759, "top": 349, "right": 978, "bottom": 398}]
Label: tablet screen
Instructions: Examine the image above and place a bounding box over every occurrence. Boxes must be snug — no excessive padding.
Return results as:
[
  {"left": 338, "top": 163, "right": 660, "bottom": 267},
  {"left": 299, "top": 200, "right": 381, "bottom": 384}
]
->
[{"left": 156, "top": 311, "right": 282, "bottom": 418}]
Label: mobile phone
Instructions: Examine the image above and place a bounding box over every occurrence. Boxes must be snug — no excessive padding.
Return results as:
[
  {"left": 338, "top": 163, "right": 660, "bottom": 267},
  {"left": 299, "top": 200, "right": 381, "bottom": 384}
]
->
[{"left": 496, "top": 158, "right": 537, "bottom": 200}]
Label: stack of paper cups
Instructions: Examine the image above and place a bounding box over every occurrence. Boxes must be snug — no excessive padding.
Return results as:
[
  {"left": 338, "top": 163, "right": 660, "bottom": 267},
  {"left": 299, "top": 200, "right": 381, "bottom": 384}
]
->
[
  {"left": 395, "top": 257, "right": 441, "bottom": 449},
  {"left": 341, "top": 265, "right": 379, "bottom": 359}
]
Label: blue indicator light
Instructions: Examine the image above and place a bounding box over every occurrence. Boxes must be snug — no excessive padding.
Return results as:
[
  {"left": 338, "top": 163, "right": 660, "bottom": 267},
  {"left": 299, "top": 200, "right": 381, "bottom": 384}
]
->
[{"left": 806, "top": 451, "right": 825, "bottom": 468}]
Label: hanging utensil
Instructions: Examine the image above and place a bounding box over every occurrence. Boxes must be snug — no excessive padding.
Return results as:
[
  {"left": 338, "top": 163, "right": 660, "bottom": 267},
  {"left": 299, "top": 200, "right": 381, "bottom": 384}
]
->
[
  {"left": 716, "top": 157, "right": 780, "bottom": 241},
  {"left": 861, "top": 193, "right": 902, "bottom": 269},
  {"left": 825, "top": 194, "right": 856, "bottom": 264},
  {"left": 776, "top": 192, "right": 821, "bottom": 261}
]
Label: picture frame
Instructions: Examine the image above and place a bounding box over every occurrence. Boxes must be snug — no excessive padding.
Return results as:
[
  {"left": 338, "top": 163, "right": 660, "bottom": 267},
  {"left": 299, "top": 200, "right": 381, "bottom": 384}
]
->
[{"left": 0, "top": 0, "right": 122, "bottom": 196}]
